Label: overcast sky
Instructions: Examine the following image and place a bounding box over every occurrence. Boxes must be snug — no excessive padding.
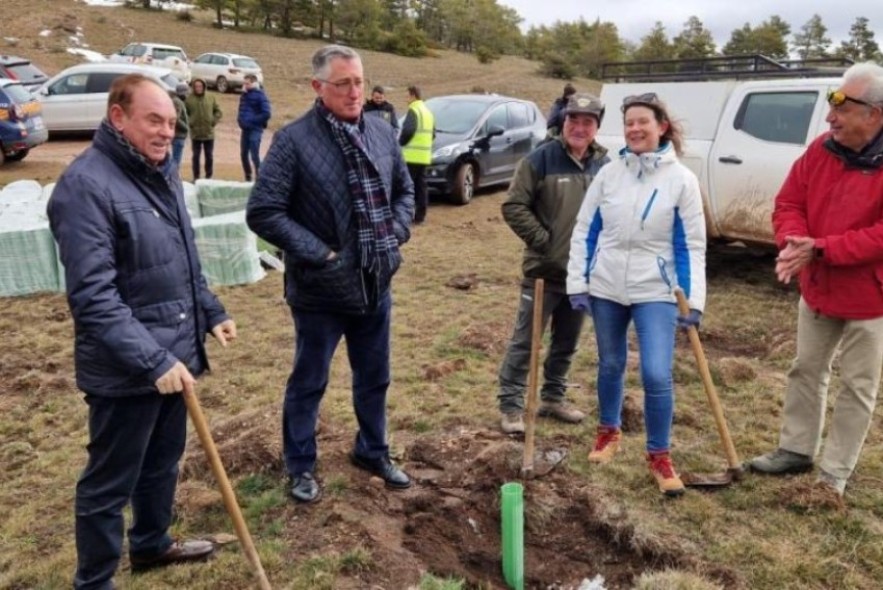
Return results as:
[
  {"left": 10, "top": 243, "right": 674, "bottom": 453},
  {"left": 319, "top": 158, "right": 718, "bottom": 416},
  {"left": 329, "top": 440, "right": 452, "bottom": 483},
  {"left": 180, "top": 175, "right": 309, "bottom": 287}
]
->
[{"left": 497, "top": 0, "right": 882, "bottom": 48}]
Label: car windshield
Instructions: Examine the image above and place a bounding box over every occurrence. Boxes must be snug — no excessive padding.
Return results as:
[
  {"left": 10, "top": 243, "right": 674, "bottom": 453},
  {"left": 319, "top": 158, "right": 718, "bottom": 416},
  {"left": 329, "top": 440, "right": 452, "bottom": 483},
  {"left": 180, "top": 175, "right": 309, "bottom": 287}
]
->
[
  {"left": 6, "top": 63, "right": 45, "bottom": 82},
  {"left": 155, "top": 48, "right": 186, "bottom": 61},
  {"left": 426, "top": 98, "right": 491, "bottom": 134},
  {"left": 2, "top": 83, "right": 34, "bottom": 103},
  {"left": 232, "top": 58, "right": 259, "bottom": 69}
]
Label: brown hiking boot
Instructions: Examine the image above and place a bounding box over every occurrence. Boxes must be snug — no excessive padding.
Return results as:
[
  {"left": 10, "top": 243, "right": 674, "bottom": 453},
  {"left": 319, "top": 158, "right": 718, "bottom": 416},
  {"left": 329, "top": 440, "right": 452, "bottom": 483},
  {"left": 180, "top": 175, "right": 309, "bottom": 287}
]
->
[
  {"left": 500, "top": 412, "right": 525, "bottom": 434},
  {"left": 647, "top": 451, "right": 685, "bottom": 497},
  {"left": 537, "top": 400, "right": 585, "bottom": 423},
  {"left": 588, "top": 426, "right": 622, "bottom": 464}
]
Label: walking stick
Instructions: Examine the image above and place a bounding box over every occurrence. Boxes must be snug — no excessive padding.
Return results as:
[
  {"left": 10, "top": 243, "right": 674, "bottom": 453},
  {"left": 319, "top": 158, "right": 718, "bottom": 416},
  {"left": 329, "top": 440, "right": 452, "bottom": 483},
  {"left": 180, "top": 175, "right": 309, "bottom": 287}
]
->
[
  {"left": 183, "top": 390, "right": 273, "bottom": 590},
  {"left": 521, "top": 278, "right": 545, "bottom": 479}
]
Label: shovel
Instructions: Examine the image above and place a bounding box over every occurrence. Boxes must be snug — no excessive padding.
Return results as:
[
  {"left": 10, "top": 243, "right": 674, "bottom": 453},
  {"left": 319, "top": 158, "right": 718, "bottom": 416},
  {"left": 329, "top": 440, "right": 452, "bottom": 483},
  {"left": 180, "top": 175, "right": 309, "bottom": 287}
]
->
[
  {"left": 521, "top": 278, "right": 544, "bottom": 479},
  {"left": 183, "top": 389, "right": 273, "bottom": 589},
  {"left": 674, "top": 289, "right": 744, "bottom": 488}
]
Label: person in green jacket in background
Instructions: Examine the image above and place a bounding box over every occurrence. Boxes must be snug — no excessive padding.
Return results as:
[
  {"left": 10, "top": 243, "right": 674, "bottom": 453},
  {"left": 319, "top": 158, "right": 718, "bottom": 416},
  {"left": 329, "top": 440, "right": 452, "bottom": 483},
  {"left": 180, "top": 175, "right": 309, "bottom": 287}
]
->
[
  {"left": 399, "top": 85, "right": 435, "bottom": 224},
  {"left": 185, "top": 78, "right": 222, "bottom": 180}
]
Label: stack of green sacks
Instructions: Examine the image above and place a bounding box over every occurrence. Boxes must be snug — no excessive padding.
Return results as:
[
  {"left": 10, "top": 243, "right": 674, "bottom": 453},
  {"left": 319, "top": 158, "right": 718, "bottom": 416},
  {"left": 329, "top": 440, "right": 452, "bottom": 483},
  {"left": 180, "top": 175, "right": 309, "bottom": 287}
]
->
[
  {"left": 195, "top": 179, "right": 253, "bottom": 217},
  {"left": 182, "top": 181, "right": 201, "bottom": 219},
  {"left": 0, "top": 181, "right": 59, "bottom": 296},
  {"left": 191, "top": 210, "right": 265, "bottom": 286}
]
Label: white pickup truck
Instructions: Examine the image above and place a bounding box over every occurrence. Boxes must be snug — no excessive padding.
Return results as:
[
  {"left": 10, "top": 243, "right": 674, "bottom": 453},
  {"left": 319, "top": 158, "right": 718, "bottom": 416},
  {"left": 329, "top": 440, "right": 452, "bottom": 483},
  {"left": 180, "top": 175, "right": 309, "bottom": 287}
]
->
[{"left": 597, "top": 57, "right": 852, "bottom": 245}]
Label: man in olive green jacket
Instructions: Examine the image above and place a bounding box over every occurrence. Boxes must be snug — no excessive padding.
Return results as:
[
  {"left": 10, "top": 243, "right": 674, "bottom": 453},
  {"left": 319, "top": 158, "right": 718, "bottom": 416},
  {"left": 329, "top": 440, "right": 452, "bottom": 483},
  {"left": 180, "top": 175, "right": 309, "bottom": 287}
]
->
[
  {"left": 184, "top": 78, "right": 222, "bottom": 179},
  {"left": 497, "top": 93, "right": 610, "bottom": 434}
]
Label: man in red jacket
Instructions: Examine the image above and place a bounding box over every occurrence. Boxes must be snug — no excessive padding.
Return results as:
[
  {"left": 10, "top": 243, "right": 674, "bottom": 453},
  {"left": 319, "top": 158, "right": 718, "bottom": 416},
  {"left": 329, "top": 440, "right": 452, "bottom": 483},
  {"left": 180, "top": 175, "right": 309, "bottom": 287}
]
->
[{"left": 749, "top": 62, "right": 883, "bottom": 497}]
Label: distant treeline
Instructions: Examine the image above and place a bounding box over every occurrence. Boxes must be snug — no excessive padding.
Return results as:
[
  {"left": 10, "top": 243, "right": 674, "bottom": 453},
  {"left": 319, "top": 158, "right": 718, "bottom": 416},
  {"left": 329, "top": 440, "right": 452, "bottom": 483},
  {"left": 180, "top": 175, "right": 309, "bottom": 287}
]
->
[{"left": 144, "top": 1, "right": 882, "bottom": 78}]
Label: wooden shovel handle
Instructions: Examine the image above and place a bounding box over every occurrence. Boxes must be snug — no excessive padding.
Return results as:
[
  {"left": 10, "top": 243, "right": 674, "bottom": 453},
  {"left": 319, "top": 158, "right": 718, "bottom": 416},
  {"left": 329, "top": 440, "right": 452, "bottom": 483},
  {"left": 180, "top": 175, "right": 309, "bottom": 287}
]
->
[
  {"left": 522, "top": 278, "right": 545, "bottom": 474},
  {"left": 184, "top": 390, "right": 273, "bottom": 590},
  {"left": 674, "top": 289, "right": 741, "bottom": 470}
]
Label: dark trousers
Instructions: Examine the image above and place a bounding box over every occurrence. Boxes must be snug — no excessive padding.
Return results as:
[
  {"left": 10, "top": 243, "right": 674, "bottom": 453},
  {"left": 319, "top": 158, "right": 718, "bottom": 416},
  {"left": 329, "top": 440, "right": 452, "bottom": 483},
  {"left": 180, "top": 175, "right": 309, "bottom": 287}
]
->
[
  {"left": 74, "top": 394, "right": 186, "bottom": 589},
  {"left": 240, "top": 128, "right": 263, "bottom": 181},
  {"left": 498, "top": 284, "right": 585, "bottom": 412},
  {"left": 191, "top": 139, "right": 215, "bottom": 180},
  {"left": 283, "top": 293, "right": 392, "bottom": 476},
  {"left": 407, "top": 163, "right": 428, "bottom": 223}
]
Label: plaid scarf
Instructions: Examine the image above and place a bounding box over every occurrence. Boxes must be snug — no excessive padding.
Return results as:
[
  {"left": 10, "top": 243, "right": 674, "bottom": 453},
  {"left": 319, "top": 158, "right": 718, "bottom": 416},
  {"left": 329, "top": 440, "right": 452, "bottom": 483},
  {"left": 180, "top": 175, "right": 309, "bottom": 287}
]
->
[{"left": 318, "top": 101, "right": 399, "bottom": 276}]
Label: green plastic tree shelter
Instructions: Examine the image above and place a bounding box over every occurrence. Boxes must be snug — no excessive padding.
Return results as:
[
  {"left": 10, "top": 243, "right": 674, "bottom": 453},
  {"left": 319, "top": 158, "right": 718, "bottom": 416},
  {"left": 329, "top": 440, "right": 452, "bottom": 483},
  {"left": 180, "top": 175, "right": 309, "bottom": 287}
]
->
[{"left": 501, "top": 482, "right": 524, "bottom": 590}]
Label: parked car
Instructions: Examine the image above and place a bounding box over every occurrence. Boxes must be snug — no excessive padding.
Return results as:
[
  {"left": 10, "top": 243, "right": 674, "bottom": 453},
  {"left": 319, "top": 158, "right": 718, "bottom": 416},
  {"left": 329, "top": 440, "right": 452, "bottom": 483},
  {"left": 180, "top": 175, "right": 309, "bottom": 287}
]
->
[
  {"left": 0, "top": 78, "right": 48, "bottom": 165},
  {"left": 0, "top": 54, "right": 50, "bottom": 92},
  {"left": 190, "top": 52, "right": 263, "bottom": 93},
  {"left": 35, "top": 63, "right": 179, "bottom": 133},
  {"left": 108, "top": 42, "right": 191, "bottom": 82},
  {"left": 423, "top": 94, "right": 546, "bottom": 204}
]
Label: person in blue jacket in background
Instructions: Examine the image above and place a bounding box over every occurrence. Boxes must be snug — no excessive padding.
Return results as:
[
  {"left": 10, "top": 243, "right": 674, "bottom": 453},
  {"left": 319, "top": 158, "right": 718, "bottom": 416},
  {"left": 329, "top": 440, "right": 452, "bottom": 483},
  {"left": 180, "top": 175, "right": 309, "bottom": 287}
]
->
[{"left": 237, "top": 73, "right": 272, "bottom": 181}]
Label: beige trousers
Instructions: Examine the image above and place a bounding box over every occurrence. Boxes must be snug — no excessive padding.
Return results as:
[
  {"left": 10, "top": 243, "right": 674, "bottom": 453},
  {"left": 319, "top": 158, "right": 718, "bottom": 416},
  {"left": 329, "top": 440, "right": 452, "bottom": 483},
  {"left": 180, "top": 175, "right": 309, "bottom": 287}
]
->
[{"left": 779, "top": 298, "right": 883, "bottom": 479}]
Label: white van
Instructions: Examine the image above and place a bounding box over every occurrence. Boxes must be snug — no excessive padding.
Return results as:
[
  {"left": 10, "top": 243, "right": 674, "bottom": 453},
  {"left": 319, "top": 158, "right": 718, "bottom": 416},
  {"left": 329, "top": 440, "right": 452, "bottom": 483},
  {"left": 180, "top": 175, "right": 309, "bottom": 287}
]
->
[{"left": 597, "top": 56, "right": 850, "bottom": 245}]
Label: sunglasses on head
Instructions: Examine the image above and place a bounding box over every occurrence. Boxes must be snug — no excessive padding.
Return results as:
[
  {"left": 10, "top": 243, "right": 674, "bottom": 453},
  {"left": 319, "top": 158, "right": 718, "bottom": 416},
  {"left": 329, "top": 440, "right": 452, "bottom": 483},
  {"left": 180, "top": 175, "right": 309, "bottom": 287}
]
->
[
  {"left": 621, "top": 92, "right": 660, "bottom": 112},
  {"left": 827, "top": 90, "right": 874, "bottom": 109}
]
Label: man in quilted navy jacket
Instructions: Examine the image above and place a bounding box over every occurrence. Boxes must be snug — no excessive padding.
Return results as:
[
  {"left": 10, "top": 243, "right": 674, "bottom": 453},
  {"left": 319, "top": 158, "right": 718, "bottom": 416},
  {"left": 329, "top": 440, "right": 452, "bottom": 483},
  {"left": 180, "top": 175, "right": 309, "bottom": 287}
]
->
[
  {"left": 48, "top": 74, "right": 237, "bottom": 588},
  {"left": 247, "top": 45, "right": 415, "bottom": 504}
]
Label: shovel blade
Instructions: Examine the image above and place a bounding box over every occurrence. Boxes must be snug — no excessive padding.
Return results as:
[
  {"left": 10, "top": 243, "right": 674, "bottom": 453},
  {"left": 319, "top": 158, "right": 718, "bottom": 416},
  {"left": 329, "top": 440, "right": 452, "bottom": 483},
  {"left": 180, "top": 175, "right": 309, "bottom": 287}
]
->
[{"left": 682, "top": 471, "right": 735, "bottom": 488}]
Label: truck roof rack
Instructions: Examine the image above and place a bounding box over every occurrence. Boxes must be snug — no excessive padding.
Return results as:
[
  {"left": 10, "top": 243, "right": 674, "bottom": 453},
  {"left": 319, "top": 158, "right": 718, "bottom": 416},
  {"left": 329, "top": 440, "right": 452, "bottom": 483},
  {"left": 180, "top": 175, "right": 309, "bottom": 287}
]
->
[{"left": 600, "top": 54, "right": 854, "bottom": 82}]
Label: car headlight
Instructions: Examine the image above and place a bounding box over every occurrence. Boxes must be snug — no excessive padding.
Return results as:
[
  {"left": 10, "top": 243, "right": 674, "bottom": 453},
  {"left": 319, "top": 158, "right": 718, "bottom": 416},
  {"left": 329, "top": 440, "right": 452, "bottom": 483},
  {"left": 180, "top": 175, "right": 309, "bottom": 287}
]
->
[{"left": 433, "top": 143, "right": 466, "bottom": 159}]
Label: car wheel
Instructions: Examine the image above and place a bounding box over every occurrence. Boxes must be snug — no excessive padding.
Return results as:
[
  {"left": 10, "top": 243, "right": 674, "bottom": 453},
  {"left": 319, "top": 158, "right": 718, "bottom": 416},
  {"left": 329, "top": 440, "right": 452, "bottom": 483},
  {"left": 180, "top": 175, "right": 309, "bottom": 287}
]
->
[
  {"left": 5, "top": 149, "right": 28, "bottom": 163},
  {"left": 451, "top": 162, "right": 475, "bottom": 205},
  {"left": 216, "top": 76, "right": 229, "bottom": 93}
]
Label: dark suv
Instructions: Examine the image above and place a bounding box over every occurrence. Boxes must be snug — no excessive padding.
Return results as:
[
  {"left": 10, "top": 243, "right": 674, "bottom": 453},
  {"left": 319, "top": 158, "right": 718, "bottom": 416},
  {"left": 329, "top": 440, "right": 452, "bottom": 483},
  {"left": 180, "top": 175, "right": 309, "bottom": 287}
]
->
[
  {"left": 0, "top": 55, "right": 49, "bottom": 92},
  {"left": 422, "top": 94, "right": 546, "bottom": 204},
  {"left": 0, "top": 78, "right": 48, "bottom": 165}
]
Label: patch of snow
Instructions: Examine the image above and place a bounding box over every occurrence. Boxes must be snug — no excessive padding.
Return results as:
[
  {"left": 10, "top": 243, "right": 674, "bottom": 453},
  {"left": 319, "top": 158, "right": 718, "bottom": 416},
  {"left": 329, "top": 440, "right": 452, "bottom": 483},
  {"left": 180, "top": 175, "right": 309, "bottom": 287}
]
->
[
  {"left": 80, "top": 0, "right": 195, "bottom": 11},
  {"left": 577, "top": 575, "right": 607, "bottom": 590},
  {"left": 4, "top": 37, "right": 20, "bottom": 44},
  {"left": 39, "top": 30, "right": 52, "bottom": 37},
  {"left": 66, "top": 48, "right": 108, "bottom": 63}
]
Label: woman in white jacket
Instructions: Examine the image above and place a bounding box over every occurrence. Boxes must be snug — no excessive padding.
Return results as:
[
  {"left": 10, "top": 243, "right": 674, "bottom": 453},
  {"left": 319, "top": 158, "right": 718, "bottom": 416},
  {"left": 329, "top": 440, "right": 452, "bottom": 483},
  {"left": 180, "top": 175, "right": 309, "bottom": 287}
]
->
[{"left": 567, "top": 93, "right": 706, "bottom": 497}]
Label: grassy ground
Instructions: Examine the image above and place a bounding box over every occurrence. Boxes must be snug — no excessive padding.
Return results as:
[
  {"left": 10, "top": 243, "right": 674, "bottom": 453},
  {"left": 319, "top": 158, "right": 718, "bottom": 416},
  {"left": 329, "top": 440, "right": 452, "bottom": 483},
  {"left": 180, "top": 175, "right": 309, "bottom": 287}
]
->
[{"left": 2, "top": 3, "right": 883, "bottom": 590}]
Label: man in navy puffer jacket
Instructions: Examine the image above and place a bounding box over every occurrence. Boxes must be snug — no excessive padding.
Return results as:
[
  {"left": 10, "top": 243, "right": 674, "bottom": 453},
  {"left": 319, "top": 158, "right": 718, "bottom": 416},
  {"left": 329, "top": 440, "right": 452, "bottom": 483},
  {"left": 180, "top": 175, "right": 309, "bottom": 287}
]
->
[
  {"left": 247, "top": 44, "right": 414, "bottom": 504},
  {"left": 48, "top": 74, "right": 237, "bottom": 589},
  {"left": 237, "top": 73, "right": 271, "bottom": 181}
]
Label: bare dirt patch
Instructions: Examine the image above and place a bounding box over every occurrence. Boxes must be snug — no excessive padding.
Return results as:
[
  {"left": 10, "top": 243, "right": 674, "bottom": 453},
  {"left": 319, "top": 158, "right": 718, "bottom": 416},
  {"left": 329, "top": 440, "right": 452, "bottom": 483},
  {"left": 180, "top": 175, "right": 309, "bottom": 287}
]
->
[{"left": 181, "top": 419, "right": 738, "bottom": 589}]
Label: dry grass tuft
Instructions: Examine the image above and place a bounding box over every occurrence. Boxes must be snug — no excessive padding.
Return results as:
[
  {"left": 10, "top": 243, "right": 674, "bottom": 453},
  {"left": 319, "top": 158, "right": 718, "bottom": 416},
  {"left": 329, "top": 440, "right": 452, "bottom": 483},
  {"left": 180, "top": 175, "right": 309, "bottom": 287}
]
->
[
  {"left": 779, "top": 480, "right": 847, "bottom": 514},
  {"left": 421, "top": 358, "right": 467, "bottom": 381},
  {"left": 457, "top": 321, "right": 510, "bottom": 355}
]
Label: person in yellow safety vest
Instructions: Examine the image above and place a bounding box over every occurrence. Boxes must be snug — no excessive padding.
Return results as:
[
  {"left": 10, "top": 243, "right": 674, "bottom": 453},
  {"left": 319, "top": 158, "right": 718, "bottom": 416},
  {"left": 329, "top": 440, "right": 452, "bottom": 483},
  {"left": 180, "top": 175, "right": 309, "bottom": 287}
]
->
[{"left": 399, "top": 85, "right": 435, "bottom": 224}]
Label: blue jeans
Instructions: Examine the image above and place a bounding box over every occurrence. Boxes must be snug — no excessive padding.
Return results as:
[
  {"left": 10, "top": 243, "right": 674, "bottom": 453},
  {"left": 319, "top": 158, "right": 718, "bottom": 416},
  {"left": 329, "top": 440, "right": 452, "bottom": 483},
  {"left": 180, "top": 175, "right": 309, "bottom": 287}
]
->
[
  {"left": 171, "top": 138, "right": 185, "bottom": 168},
  {"left": 283, "top": 293, "right": 392, "bottom": 475},
  {"left": 591, "top": 297, "right": 677, "bottom": 452},
  {"left": 240, "top": 128, "right": 263, "bottom": 180},
  {"left": 74, "top": 394, "right": 185, "bottom": 589}
]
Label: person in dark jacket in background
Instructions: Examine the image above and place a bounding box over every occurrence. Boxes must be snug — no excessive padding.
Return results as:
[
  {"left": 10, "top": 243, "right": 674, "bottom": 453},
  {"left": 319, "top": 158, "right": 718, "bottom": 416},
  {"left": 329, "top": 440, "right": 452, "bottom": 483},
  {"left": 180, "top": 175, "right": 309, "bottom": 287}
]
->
[
  {"left": 170, "top": 82, "right": 190, "bottom": 168},
  {"left": 497, "top": 93, "right": 609, "bottom": 436},
  {"left": 363, "top": 85, "right": 398, "bottom": 130},
  {"left": 246, "top": 45, "right": 414, "bottom": 505},
  {"left": 185, "top": 78, "right": 222, "bottom": 180},
  {"left": 237, "top": 73, "right": 272, "bottom": 181},
  {"left": 546, "top": 82, "right": 576, "bottom": 139},
  {"left": 47, "top": 74, "right": 237, "bottom": 589}
]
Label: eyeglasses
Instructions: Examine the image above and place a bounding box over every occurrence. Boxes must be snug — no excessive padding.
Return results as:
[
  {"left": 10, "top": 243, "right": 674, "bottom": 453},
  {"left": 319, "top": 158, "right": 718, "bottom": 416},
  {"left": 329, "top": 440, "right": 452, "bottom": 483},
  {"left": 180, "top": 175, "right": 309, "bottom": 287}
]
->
[
  {"left": 827, "top": 90, "right": 874, "bottom": 109},
  {"left": 318, "top": 77, "right": 367, "bottom": 93},
  {"left": 621, "top": 92, "right": 660, "bottom": 112}
]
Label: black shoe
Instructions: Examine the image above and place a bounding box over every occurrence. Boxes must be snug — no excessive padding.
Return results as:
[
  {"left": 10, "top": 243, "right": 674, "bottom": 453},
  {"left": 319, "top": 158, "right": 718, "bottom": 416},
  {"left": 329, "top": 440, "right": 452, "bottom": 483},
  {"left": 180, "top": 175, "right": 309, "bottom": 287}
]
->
[
  {"left": 130, "top": 539, "right": 214, "bottom": 572},
  {"left": 289, "top": 472, "right": 321, "bottom": 503},
  {"left": 349, "top": 453, "right": 412, "bottom": 489}
]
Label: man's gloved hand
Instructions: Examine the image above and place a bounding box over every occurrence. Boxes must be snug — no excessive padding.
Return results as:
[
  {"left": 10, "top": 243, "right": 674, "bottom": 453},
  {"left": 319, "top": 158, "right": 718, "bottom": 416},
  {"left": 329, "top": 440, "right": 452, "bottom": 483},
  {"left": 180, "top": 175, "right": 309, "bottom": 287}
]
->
[
  {"left": 569, "top": 293, "right": 592, "bottom": 315},
  {"left": 677, "top": 309, "right": 702, "bottom": 330}
]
